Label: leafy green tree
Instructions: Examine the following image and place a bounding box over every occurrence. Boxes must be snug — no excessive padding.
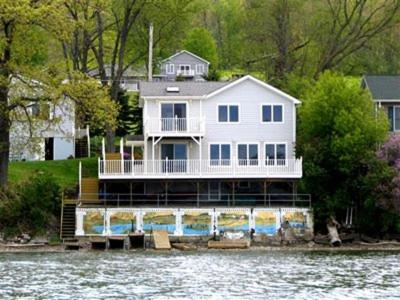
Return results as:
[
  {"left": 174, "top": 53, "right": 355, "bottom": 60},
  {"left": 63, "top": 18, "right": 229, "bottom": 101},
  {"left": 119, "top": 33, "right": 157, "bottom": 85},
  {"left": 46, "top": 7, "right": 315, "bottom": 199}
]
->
[
  {"left": 0, "top": 1, "right": 118, "bottom": 187},
  {"left": 183, "top": 27, "right": 218, "bottom": 67},
  {"left": 297, "top": 72, "right": 388, "bottom": 230}
]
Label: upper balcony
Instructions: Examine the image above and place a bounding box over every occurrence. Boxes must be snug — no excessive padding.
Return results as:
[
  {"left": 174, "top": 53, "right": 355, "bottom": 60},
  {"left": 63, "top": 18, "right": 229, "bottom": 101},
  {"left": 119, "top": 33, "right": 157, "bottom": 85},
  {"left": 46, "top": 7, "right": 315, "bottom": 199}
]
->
[
  {"left": 144, "top": 117, "right": 205, "bottom": 137},
  {"left": 176, "top": 69, "right": 195, "bottom": 77}
]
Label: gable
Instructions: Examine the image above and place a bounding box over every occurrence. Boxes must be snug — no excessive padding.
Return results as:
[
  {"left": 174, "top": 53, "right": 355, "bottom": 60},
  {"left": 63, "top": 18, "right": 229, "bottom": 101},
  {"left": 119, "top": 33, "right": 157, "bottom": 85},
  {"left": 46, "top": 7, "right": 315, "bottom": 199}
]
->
[
  {"left": 162, "top": 50, "right": 209, "bottom": 65},
  {"left": 206, "top": 75, "right": 300, "bottom": 104}
]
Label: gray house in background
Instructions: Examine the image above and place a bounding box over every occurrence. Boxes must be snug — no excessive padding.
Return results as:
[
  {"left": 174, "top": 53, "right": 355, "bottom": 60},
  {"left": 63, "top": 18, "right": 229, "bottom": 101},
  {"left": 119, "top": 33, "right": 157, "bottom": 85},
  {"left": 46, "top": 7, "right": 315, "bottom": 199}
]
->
[
  {"left": 362, "top": 75, "right": 400, "bottom": 131},
  {"left": 158, "top": 50, "right": 210, "bottom": 81}
]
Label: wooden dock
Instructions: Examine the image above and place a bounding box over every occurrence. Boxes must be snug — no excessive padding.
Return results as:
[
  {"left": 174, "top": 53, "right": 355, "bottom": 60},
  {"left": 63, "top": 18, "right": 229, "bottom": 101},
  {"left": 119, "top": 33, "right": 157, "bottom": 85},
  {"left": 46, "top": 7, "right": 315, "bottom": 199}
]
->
[
  {"left": 153, "top": 230, "right": 171, "bottom": 250},
  {"left": 208, "top": 240, "right": 250, "bottom": 249}
]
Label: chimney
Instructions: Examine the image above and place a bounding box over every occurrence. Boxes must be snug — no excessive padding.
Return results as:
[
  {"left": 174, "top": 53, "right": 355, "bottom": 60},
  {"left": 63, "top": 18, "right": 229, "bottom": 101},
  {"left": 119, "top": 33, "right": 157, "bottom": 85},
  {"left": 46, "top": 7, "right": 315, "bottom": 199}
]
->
[{"left": 148, "top": 23, "right": 153, "bottom": 82}]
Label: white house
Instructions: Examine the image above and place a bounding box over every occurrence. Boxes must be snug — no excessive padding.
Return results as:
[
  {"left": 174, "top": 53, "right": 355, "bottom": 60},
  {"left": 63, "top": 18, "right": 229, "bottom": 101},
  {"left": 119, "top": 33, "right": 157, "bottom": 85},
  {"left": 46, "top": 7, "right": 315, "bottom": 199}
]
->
[
  {"left": 73, "top": 75, "right": 312, "bottom": 238},
  {"left": 8, "top": 78, "right": 89, "bottom": 161}
]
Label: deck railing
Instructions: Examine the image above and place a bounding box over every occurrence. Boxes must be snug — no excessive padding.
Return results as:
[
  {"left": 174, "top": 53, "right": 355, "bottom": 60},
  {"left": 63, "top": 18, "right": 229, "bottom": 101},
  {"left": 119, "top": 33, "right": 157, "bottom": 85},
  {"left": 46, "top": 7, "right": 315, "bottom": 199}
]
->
[
  {"left": 99, "top": 158, "right": 302, "bottom": 178},
  {"left": 78, "top": 193, "right": 311, "bottom": 208},
  {"left": 176, "top": 69, "right": 195, "bottom": 76},
  {"left": 145, "top": 117, "right": 205, "bottom": 135}
]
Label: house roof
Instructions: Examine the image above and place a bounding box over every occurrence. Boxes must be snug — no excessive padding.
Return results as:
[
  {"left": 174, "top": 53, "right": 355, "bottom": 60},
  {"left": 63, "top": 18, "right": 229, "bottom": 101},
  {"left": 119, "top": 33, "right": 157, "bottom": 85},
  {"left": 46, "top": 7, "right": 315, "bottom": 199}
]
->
[
  {"left": 160, "top": 50, "right": 210, "bottom": 65},
  {"left": 140, "top": 75, "right": 301, "bottom": 104},
  {"left": 362, "top": 75, "right": 400, "bottom": 100},
  {"left": 139, "top": 81, "right": 230, "bottom": 98}
]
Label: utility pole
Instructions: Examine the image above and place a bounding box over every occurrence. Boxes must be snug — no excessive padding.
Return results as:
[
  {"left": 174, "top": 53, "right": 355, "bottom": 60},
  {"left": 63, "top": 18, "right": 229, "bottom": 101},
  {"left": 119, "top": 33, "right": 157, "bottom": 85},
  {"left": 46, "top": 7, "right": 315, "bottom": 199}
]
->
[{"left": 148, "top": 23, "right": 153, "bottom": 82}]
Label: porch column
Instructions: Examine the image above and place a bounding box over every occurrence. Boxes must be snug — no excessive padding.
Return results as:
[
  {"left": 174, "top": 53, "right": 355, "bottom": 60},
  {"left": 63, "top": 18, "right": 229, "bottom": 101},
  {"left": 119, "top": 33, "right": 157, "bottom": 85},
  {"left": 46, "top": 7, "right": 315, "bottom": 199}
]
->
[
  {"left": 75, "top": 210, "right": 86, "bottom": 236},
  {"left": 199, "top": 137, "right": 202, "bottom": 175},
  {"left": 152, "top": 136, "right": 155, "bottom": 174},
  {"left": 232, "top": 181, "right": 235, "bottom": 206}
]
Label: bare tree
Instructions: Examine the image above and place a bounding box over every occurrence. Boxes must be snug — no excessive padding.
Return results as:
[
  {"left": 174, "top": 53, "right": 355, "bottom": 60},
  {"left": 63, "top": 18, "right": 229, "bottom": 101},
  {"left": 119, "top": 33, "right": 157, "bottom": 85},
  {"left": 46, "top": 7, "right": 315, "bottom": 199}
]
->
[{"left": 315, "top": 0, "right": 400, "bottom": 76}]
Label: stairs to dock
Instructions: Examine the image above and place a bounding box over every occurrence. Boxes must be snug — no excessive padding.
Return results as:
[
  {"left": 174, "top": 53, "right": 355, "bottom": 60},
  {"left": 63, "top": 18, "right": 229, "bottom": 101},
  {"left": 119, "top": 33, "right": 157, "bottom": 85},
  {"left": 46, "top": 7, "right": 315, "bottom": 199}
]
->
[
  {"left": 80, "top": 178, "right": 100, "bottom": 204},
  {"left": 60, "top": 199, "right": 77, "bottom": 240}
]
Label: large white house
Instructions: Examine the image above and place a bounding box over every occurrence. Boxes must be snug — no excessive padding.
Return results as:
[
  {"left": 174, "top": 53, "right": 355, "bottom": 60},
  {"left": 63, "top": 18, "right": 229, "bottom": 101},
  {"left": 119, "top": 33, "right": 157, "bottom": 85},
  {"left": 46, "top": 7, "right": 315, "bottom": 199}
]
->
[{"left": 72, "top": 75, "right": 311, "bottom": 239}]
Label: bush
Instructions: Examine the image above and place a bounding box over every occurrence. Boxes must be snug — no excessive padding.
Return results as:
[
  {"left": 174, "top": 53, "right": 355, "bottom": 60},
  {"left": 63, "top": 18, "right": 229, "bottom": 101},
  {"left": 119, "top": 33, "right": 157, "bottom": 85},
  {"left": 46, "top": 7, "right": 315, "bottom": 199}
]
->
[{"left": 0, "top": 171, "right": 61, "bottom": 236}]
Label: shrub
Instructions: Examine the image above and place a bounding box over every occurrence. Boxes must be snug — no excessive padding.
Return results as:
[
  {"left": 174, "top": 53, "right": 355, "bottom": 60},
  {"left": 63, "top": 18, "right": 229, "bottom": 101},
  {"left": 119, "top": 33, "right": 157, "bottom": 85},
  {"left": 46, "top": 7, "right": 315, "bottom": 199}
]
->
[{"left": 0, "top": 171, "right": 61, "bottom": 236}]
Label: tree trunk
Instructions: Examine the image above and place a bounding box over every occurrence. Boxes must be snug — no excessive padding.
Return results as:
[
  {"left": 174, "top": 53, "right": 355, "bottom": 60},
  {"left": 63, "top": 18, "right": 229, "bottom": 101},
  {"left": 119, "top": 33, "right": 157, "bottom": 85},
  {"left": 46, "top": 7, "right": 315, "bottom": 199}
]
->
[{"left": 0, "top": 90, "right": 10, "bottom": 187}]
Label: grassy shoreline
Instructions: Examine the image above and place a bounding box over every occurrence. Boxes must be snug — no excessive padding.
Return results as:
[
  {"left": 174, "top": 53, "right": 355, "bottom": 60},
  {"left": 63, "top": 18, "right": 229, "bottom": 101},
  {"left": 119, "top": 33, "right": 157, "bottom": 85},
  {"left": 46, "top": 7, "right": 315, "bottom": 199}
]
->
[{"left": 8, "top": 158, "right": 98, "bottom": 189}]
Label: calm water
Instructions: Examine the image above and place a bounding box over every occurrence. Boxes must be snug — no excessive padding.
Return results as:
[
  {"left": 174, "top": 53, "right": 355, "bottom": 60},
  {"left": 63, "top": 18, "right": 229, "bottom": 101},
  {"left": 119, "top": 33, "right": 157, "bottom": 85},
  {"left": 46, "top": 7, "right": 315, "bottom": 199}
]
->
[{"left": 1, "top": 250, "right": 400, "bottom": 299}]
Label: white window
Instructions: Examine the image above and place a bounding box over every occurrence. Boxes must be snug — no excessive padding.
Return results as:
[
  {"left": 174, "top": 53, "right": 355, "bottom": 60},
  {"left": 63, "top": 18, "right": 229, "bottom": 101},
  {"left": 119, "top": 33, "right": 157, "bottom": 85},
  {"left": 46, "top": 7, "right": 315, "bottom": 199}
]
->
[
  {"left": 196, "top": 64, "right": 205, "bottom": 74},
  {"left": 261, "top": 104, "right": 284, "bottom": 123},
  {"left": 265, "top": 143, "right": 286, "bottom": 165},
  {"left": 166, "top": 64, "right": 175, "bottom": 74},
  {"left": 237, "top": 143, "right": 259, "bottom": 165},
  {"left": 210, "top": 144, "right": 231, "bottom": 166},
  {"left": 218, "top": 105, "right": 239, "bottom": 123}
]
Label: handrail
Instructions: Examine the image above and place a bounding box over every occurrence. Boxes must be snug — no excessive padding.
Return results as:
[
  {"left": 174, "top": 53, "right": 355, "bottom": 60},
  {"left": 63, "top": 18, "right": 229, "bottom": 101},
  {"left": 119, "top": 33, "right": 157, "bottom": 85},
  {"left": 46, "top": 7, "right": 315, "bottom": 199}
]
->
[
  {"left": 78, "top": 192, "right": 311, "bottom": 208},
  {"left": 145, "top": 117, "right": 205, "bottom": 135},
  {"left": 99, "top": 158, "right": 302, "bottom": 178}
]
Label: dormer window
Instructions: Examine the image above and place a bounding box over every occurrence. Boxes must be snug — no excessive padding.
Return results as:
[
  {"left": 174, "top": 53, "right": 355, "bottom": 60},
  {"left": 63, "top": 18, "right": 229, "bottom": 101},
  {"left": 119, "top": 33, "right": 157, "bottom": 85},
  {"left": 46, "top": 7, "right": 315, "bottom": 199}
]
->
[
  {"left": 166, "top": 64, "right": 175, "bottom": 74},
  {"left": 196, "top": 64, "right": 204, "bottom": 74}
]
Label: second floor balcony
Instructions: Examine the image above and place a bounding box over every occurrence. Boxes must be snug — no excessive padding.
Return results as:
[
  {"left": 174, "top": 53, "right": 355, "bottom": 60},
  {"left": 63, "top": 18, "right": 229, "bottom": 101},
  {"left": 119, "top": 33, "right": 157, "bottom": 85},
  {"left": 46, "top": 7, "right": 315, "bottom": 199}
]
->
[
  {"left": 176, "top": 69, "right": 195, "bottom": 76},
  {"left": 145, "top": 117, "right": 205, "bottom": 136}
]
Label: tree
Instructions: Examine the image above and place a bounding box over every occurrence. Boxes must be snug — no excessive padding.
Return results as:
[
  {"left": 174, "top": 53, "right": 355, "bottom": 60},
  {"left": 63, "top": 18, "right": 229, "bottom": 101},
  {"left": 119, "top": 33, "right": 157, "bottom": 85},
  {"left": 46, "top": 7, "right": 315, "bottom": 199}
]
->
[
  {"left": 313, "top": 0, "right": 400, "bottom": 76},
  {"left": 0, "top": 1, "right": 118, "bottom": 187},
  {"left": 183, "top": 27, "right": 218, "bottom": 67},
  {"left": 297, "top": 72, "right": 388, "bottom": 230}
]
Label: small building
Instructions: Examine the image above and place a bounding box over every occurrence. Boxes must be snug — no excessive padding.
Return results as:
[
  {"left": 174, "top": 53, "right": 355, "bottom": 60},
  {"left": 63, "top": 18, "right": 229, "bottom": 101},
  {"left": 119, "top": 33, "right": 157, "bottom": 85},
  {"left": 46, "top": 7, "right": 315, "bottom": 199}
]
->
[
  {"left": 9, "top": 78, "right": 89, "bottom": 161},
  {"left": 362, "top": 75, "right": 400, "bottom": 131},
  {"left": 158, "top": 50, "right": 209, "bottom": 81}
]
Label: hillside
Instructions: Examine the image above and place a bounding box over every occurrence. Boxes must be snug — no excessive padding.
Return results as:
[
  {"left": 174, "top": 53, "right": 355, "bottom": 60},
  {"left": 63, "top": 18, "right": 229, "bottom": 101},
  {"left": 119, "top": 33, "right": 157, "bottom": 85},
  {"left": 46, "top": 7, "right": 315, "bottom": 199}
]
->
[{"left": 9, "top": 158, "right": 98, "bottom": 189}]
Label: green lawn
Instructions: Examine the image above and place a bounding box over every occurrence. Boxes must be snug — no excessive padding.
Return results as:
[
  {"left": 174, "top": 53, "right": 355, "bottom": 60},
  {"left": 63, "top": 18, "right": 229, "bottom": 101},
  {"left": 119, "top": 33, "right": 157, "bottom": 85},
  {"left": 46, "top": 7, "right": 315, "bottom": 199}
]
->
[{"left": 9, "top": 157, "right": 98, "bottom": 189}]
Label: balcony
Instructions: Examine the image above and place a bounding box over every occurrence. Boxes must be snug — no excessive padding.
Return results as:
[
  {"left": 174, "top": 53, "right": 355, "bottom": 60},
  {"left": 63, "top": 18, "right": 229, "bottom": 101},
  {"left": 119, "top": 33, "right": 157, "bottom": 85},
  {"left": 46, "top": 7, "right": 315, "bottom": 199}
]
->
[
  {"left": 176, "top": 69, "right": 195, "bottom": 76},
  {"left": 98, "top": 158, "right": 302, "bottom": 179},
  {"left": 145, "top": 117, "right": 205, "bottom": 136}
]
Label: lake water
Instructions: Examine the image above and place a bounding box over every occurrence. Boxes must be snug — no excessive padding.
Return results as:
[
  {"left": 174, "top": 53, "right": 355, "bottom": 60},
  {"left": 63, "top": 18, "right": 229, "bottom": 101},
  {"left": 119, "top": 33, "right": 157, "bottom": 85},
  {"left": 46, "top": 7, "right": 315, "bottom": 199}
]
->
[{"left": 1, "top": 250, "right": 400, "bottom": 299}]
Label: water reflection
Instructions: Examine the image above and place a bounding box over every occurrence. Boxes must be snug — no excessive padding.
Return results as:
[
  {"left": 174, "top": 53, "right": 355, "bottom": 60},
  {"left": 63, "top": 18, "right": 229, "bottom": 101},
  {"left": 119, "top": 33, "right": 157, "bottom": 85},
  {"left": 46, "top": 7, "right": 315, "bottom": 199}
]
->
[{"left": 0, "top": 251, "right": 399, "bottom": 299}]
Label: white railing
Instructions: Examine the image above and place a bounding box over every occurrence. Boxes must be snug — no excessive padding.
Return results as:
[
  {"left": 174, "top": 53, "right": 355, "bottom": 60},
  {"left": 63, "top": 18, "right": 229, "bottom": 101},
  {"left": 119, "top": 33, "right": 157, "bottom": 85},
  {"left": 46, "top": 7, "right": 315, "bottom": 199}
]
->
[
  {"left": 99, "top": 158, "right": 302, "bottom": 178},
  {"left": 145, "top": 117, "right": 205, "bottom": 135},
  {"left": 176, "top": 69, "right": 195, "bottom": 76}
]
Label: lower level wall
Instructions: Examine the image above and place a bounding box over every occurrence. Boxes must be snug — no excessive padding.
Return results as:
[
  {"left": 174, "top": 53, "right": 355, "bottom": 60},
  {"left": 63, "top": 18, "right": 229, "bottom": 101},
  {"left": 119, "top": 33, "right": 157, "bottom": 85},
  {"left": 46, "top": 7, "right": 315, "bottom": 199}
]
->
[{"left": 76, "top": 207, "right": 313, "bottom": 237}]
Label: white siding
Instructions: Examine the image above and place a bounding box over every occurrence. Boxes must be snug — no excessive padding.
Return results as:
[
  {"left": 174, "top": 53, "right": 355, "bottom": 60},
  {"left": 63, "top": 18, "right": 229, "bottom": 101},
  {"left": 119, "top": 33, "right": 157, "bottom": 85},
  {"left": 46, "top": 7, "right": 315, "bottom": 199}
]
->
[{"left": 201, "top": 79, "right": 295, "bottom": 160}]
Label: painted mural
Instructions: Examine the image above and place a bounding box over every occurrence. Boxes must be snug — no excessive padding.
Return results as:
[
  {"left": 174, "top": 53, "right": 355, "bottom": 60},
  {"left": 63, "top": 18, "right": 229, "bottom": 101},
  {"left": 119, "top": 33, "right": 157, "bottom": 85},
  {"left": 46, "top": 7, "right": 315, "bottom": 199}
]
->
[
  {"left": 218, "top": 211, "right": 249, "bottom": 232},
  {"left": 182, "top": 212, "right": 211, "bottom": 235},
  {"left": 284, "top": 212, "right": 306, "bottom": 233},
  {"left": 83, "top": 211, "right": 104, "bottom": 235},
  {"left": 255, "top": 211, "right": 277, "bottom": 235},
  {"left": 110, "top": 212, "right": 136, "bottom": 234},
  {"left": 143, "top": 211, "right": 176, "bottom": 234}
]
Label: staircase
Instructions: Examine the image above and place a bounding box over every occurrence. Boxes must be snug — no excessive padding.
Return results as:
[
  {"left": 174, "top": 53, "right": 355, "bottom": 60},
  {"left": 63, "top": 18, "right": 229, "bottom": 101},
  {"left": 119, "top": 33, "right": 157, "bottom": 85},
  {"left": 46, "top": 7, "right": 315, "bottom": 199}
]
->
[
  {"left": 75, "top": 138, "right": 88, "bottom": 158},
  {"left": 80, "top": 178, "right": 100, "bottom": 204},
  {"left": 60, "top": 199, "right": 77, "bottom": 240}
]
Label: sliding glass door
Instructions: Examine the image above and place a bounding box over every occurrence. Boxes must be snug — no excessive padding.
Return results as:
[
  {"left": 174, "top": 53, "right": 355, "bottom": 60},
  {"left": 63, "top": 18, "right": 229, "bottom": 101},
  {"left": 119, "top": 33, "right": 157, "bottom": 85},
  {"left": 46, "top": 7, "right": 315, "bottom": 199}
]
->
[
  {"left": 161, "top": 103, "right": 187, "bottom": 131},
  {"left": 161, "top": 144, "right": 187, "bottom": 173}
]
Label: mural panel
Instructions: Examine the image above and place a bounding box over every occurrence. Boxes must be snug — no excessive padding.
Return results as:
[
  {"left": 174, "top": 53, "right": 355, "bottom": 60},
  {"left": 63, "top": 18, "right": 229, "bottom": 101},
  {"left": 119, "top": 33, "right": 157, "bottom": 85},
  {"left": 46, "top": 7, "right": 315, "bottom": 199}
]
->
[
  {"left": 110, "top": 212, "right": 136, "bottom": 234},
  {"left": 83, "top": 211, "right": 104, "bottom": 235},
  {"left": 218, "top": 211, "right": 249, "bottom": 232},
  {"left": 255, "top": 211, "right": 277, "bottom": 235},
  {"left": 283, "top": 212, "right": 307, "bottom": 233},
  {"left": 182, "top": 212, "right": 211, "bottom": 235},
  {"left": 143, "top": 211, "right": 176, "bottom": 234}
]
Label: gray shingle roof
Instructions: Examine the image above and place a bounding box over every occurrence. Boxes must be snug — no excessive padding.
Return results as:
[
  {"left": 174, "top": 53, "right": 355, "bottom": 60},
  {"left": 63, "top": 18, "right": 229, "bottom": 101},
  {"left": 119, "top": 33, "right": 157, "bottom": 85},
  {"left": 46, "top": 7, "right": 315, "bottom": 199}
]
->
[
  {"left": 139, "top": 81, "right": 230, "bottom": 97},
  {"left": 362, "top": 75, "right": 400, "bottom": 100}
]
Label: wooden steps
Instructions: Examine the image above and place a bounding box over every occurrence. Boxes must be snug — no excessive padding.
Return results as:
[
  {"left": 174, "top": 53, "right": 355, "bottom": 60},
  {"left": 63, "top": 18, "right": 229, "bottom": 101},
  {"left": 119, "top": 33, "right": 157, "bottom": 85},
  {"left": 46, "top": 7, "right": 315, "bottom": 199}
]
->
[
  {"left": 61, "top": 202, "right": 76, "bottom": 240},
  {"left": 81, "top": 178, "right": 99, "bottom": 203},
  {"left": 153, "top": 230, "right": 171, "bottom": 250},
  {"left": 75, "top": 138, "right": 88, "bottom": 158}
]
